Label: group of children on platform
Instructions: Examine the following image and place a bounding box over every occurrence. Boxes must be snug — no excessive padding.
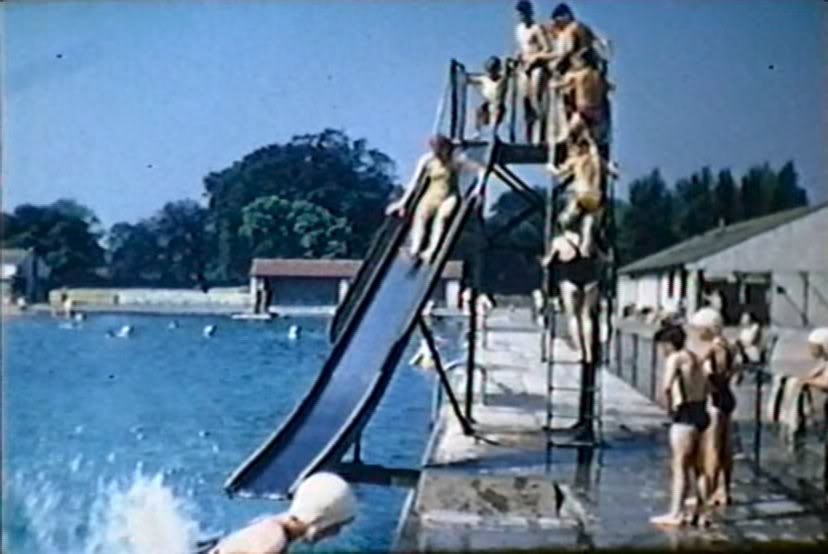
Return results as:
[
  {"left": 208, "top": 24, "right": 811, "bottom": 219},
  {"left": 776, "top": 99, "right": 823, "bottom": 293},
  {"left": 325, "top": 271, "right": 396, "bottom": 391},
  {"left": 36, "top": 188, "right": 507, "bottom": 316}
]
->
[{"left": 389, "top": 2, "right": 616, "bottom": 271}]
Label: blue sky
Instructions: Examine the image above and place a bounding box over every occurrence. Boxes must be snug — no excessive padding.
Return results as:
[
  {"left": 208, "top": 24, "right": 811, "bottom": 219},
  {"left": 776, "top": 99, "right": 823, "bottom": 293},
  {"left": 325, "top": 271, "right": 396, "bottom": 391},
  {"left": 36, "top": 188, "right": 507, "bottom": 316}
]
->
[{"left": 3, "top": 0, "right": 826, "bottom": 225}]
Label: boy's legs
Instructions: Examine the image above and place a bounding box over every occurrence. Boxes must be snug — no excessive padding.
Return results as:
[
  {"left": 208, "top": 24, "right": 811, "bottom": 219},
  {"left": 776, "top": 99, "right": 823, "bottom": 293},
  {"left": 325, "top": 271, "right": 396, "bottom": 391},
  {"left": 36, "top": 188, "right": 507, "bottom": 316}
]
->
[
  {"left": 420, "top": 195, "right": 458, "bottom": 262},
  {"left": 651, "top": 423, "right": 698, "bottom": 526}
]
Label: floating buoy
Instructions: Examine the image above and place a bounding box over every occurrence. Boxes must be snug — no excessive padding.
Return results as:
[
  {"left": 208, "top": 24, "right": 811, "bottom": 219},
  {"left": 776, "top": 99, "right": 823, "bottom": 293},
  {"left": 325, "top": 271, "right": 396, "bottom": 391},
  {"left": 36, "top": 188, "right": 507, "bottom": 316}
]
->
[
  {"left": 115, "top": 325, "right": 133, "bottom": 338},
  {"left": 203, "top": 325, "right": 216, "bottom": 337},
  {"left": 288, "top": 325, "right": 302, "bottom": 340},
  {"left": 168, "top": 320, "right": 179, "bottom": 330}
]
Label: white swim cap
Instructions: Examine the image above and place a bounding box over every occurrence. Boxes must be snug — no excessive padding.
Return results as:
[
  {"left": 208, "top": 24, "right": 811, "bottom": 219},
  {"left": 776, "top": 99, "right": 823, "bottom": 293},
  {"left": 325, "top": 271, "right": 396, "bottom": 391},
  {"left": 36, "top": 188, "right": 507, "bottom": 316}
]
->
[
  {"left": 289, "top": 472, "right": 356, "bottom": 541},
  {"left": 690, "top": 307, "right": 723, "bottom": 333},
  {"left": 808, "top": 327, "right": 828, "bottom": 350}
]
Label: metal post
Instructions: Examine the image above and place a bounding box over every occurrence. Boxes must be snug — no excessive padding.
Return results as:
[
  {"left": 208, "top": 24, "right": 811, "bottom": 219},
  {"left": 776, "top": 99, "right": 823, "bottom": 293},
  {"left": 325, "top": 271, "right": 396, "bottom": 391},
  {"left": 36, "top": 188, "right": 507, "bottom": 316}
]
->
[
  {"left": 577, "top": 311, "right": 598, "bottom": 440},
  {"left": 631, "top": 334, "right": 639, "bottom": 387},
  {"left": 822, "top": 396, "right": 827, "bottom": 496},
  {"left": 650, "top": 339, "right": 658, "bottom": 401},
  {"left": 508, "top": 59, "right": 518, "bottom": 143},
  {"left": 458, "top": 63, "right": 467, "bottom": 141},
  {"left": 466, "top": 288, "right": 478, "bottom": 423},
  {"left": 450, "top": 61, "right": 458, "bottom": 139},
  {"left": 418, "top": 318, "right": 474, "bottom": 436},
  {"left": 353, "top": 433, "right": 363, "bottom": 464}
]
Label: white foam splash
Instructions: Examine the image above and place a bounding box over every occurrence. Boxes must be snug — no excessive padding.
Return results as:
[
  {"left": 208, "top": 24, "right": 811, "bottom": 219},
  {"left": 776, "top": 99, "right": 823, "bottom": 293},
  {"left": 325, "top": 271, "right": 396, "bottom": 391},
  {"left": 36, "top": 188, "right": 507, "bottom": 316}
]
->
[{"left": 4, "top": 467, "right": 203, "bottom": 554}]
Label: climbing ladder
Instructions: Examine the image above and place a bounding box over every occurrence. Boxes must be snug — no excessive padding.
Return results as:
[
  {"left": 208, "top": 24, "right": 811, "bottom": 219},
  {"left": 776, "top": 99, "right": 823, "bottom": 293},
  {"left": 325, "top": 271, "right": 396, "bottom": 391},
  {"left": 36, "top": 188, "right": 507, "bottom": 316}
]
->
[
  {"left": 433, "top": 57, "right": 616, "bottom": 450},
  {"left": 543, "top": 172, "right": 616, "bottom": 448},
  {"left": 543, "top": 86, "right": 617, "bottom": 450}
]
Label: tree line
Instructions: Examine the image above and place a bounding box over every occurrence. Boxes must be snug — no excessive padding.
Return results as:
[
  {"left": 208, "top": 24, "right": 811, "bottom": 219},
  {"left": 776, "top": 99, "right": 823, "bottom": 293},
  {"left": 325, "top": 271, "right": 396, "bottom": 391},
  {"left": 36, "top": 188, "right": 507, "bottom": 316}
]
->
[
  {"left": 473, "top": 161, "right": 809, "bottom": 293},
  {"left": 2, "top": 129, "right": 397, "bottom": 288},
  {"left": 1, "top": 128, "right": 810, "bottom": 293}
]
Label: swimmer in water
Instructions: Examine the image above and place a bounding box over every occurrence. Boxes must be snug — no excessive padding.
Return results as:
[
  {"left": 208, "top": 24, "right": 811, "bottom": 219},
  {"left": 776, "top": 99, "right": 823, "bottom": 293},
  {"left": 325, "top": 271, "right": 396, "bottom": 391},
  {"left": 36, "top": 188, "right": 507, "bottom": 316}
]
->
[
  {"left": 650, "top": 324, "right": 711, "bottom": 527},
  {"left": 207, "top": 472, "right": 356, "bottom": 554}
]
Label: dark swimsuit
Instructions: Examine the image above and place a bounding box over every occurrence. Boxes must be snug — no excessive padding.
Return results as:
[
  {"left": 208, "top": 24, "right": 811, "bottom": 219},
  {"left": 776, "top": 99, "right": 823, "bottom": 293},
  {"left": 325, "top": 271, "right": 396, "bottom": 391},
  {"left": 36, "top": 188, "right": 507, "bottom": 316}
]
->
[
  {"left": 553, "top": 238, "right": 601, "bottom": 287},
  {"left": 708, "top": 346, "right": 736, "bottom": 415}
]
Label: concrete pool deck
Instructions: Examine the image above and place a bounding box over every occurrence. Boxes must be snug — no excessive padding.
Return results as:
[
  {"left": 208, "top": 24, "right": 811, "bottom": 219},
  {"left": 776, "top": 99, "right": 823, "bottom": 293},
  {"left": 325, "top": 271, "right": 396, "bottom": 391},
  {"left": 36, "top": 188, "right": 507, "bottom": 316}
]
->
[{"left": 395, "top": 307, "right": 828, "bottom": 551}]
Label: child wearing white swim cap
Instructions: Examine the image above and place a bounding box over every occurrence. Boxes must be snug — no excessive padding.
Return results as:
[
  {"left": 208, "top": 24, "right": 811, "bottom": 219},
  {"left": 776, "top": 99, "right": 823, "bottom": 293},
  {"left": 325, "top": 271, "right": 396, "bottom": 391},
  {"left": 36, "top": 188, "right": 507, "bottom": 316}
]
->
[{"left": 209, "top": 472, "right": 356, "bottom": 554}]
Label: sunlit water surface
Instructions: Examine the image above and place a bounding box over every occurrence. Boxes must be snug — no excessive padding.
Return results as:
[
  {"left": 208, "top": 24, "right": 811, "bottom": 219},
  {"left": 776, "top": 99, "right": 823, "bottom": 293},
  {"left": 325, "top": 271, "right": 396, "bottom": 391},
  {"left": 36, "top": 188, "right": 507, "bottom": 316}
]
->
[{"left": 2, "top": 313, "right": 461, "bottom": 553}]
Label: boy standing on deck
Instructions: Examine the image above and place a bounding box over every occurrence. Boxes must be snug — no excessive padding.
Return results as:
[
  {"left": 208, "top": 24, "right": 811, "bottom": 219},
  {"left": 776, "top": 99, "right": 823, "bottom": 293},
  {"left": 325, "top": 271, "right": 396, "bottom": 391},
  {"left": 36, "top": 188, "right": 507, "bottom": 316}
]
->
[{"left": 650, "top": 325, "right": 712, "bottom": 527}]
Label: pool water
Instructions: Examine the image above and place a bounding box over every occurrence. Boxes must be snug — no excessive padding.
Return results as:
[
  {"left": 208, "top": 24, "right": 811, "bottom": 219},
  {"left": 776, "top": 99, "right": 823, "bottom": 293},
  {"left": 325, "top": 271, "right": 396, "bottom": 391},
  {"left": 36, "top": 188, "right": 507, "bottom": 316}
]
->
[{"left": 2, "top": 313, "right": 461, "bottom": 553}]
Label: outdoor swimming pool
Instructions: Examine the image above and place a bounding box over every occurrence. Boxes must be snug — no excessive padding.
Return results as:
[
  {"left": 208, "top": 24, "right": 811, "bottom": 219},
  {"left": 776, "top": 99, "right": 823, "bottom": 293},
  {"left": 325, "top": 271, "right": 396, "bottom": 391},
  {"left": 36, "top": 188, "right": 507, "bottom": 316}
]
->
[{"left": 2, "top": 313, "right": 461, "bottom": 553}]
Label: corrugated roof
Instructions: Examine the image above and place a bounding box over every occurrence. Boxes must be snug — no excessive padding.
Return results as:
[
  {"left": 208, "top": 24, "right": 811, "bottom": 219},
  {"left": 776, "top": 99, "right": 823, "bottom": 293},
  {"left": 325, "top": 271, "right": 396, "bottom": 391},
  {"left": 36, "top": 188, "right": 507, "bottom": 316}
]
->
[
  {"left": 251, "top": 258, "right": 464, "bottom": 280},
  {"left": 1, "top": 248, "right": 32, "bottom": 266},
  {"left": 619, "top": 203, "right": 826, "bottom": 275}
]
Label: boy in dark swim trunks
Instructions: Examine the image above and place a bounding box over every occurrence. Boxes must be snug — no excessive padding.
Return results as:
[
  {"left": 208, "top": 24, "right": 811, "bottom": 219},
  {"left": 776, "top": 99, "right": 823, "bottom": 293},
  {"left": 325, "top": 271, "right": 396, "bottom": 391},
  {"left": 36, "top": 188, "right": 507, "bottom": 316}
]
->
[{"left": 651, "top": 325, "right": 712, "bottom": 527}]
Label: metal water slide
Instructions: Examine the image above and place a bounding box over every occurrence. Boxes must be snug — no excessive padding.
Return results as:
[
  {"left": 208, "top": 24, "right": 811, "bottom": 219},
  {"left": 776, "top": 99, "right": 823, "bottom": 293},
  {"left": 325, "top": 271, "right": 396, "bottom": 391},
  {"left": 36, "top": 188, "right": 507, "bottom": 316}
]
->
[{"left": 224, "top": 143, "right": 493, "bottom": 499}]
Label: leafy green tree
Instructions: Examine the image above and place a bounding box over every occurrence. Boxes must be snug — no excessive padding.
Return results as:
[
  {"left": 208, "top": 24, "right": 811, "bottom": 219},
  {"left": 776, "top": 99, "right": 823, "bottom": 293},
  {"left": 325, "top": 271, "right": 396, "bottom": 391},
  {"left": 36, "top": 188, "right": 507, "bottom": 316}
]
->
[
  {"left": 239, "top": 195, "right": 352, "bottom": 259},
  {"left": 108, "top": 200, "right": 212, "bottom": 287},
  {"left": 2, "top": 200, "right": 104, "bottom": 283},
  {"left": 152, "top": 200, "right": 212, "bottom": 287},
  {"left": 107, "top": 221, "right": 161, "bottom": 284},
  {"left": 204, "top": 129, "right": 396, "bottom": 280}
]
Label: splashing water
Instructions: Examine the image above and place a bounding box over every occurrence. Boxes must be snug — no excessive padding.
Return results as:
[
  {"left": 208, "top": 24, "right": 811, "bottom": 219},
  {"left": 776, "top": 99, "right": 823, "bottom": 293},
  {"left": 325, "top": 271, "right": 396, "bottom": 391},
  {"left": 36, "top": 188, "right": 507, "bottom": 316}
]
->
[{"left": 3, "top": 468, "right": 204, "bottom": 554}]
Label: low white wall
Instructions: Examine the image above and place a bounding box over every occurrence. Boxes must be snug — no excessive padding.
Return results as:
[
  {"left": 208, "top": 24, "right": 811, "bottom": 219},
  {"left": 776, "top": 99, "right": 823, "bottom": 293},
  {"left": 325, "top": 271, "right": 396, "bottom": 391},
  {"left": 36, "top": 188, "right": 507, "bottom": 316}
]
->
[{"left": 52, "top": 287, "right": 251, "bottom": 308}]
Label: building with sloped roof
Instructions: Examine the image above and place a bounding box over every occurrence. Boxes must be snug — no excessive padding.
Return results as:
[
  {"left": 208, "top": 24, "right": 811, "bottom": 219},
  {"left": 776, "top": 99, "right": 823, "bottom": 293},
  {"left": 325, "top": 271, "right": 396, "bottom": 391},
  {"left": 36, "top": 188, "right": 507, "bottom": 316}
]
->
[
  {"left": 617, "top": 203, "right": 828, "bottom": 327},
  {"left": 249, "top": 258, "right": 464, "bottom": 313}
]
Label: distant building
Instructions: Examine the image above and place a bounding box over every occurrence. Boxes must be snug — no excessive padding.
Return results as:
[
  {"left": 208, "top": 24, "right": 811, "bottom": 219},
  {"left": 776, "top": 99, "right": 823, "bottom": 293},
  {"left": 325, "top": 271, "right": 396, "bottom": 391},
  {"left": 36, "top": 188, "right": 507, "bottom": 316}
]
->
[
  {"left": 249, "top": 258, "right": 464, "bottom": 313},
  {"left": 1, "top": 248, "right": 51, "bottom": 304},
  {"left": 617, "top": 203, "right": 828, "bottom": 327}
]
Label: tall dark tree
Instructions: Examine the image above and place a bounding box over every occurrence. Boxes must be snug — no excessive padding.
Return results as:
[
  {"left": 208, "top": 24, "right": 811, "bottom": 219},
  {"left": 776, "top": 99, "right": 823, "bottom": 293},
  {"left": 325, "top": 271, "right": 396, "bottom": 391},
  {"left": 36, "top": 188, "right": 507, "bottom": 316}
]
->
[
  {"left": 739, "top": 164, "right": 776, "bottom": 219},
  {"left": 772, "top": 161, "right": 808, "bottom": 211},
  {"left": 204, "top": 129, "right": 396, "bottom": 280},
  {"left": 618, "top": 170, "right": 676, "bottom": 264},
  {"left": 713, "top": 169, "right": 739, "bottom": 225},
  {"left": 674, "top": 167, "right": 716, "bottom": 239}
]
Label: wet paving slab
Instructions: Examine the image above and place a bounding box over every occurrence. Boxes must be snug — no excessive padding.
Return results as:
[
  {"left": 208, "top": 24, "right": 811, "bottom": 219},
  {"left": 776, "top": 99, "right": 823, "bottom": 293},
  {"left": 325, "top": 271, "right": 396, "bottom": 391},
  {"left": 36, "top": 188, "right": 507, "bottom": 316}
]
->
[{"left": 396, "top": 308, "right": 828, "bottom": 551}]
